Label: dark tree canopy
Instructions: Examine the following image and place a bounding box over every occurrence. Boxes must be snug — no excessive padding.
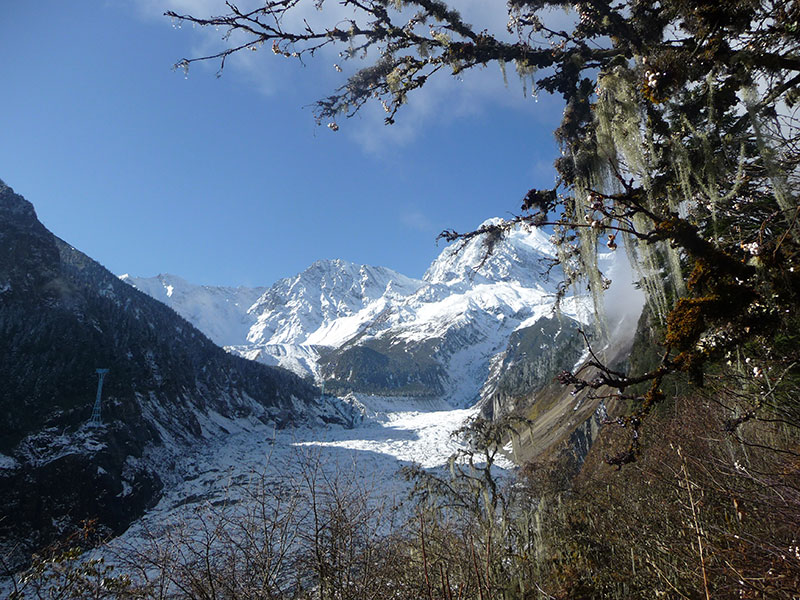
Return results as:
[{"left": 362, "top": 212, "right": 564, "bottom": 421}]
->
[{"left": 169, "top": 0, "right": 800, "bottom": 448}]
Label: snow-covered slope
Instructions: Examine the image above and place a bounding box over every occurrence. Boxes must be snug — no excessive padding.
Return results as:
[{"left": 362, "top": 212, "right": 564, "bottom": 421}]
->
[
  {"left": 119, "top": 273, "right": 266, "bottom": 347},
  {"left": 121, "top": 218, "right": 591, "bottom": 407},
  {"left": 423, "top": 217, "right": 556, "bottom": 289},
  {"left": 246, "top": 259, "right": 424, "bottom": 347}
]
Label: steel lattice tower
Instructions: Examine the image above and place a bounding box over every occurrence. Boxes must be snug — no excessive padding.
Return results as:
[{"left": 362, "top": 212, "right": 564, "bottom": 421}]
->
[{"left": 89, "top": 368, "right": 109, "bottom": 425}]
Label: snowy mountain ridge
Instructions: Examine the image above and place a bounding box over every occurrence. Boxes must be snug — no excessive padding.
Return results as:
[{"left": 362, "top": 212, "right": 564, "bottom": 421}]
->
[
  {"left": 246, "top": 258, "right": 425, "bottom": 347},
  {"left": 118, "top": 273, "right": 267, "bottom": 347},
  {"left": 422, "top": 217, "right": 557, "bottom": 289},
  {"left": 122, "top": 218, "right": 592, "bottom": 408}
]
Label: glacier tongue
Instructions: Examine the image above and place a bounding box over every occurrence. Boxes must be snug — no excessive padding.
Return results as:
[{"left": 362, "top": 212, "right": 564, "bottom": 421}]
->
[{"left": 105, "top": 393, "right": 514, "bottom": 572}]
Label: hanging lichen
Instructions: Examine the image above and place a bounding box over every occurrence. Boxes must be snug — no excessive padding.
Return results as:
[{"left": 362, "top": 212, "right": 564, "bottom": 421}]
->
[
  {"left": 589, "top": 62, "right": 701, "bottom": 323},
  {"left": 572, "top": 178, "right": 609, "bottom": 338},
  {"left": 595, "top": 65, "right": 650, "bottom": 179},
  {"left": 623, "top": 222, "right": 670, "bottom": 322},
  {"left": 498, "top": 59, "right": 508, "bottom": 87},
  {"left": 744, "top": 86, "right": 795, "bottom": 220},
  {"left": 514, "top": 58, "right": 536, "bottom": 98}
]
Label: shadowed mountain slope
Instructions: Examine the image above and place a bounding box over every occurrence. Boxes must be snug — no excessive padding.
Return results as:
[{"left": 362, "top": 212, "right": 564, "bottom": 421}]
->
[{"left": 0, "top": 179, "right": 345, "bottom": 567}]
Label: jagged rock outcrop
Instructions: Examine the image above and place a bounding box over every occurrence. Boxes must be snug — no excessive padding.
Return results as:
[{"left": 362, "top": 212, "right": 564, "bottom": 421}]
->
[{"left": 480, "top": 316, "right": 585, "bottom": 420}]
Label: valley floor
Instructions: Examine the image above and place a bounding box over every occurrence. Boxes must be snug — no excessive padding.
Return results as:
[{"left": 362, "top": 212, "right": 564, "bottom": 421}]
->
[{"left": 114, "top": 395, "right": 512, "bottom": 552}]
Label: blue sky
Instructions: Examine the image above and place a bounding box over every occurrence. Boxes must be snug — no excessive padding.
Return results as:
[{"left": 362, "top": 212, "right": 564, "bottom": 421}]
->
[{"left": 0, "top": 1, "right": 564, "bottom": 287}]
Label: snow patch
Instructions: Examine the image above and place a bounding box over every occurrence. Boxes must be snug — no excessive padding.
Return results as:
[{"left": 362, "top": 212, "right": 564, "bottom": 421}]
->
[{"left": 0, "top": 453, "right": 19, "bottom": 471}]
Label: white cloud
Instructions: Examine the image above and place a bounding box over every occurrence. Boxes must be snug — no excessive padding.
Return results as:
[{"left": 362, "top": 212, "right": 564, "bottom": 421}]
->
[
  {"left": 601, "top": 243, "right": 646, "bottom": 346},
  {"left": 128, "top": 0, "right": 233, "bottom": 19},
  {"left": 400, "top": 209, "right": 436, "bottom": 234},
  {"left": 345, "top": 63, "right": 565, "bottom": 154}
]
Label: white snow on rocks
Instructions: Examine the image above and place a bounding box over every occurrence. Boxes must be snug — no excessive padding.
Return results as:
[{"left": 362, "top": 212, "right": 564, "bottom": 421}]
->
[
  {"left": 119, "top": 273, "right": 266, "bottom": 347},
  {"left": 111, "top": 394, "right": 508, "bottom": 557},
  {"left": 120, "top": 219, "right": 592, "bottom": 389}
]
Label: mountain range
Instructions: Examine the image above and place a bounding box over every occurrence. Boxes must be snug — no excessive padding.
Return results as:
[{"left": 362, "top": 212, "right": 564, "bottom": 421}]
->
[
  {"left": 1, "top": 176, "right": 630, "bottom": 571},
  {"left": 122, "top": 218, "right": 594, "bottom": 414}
]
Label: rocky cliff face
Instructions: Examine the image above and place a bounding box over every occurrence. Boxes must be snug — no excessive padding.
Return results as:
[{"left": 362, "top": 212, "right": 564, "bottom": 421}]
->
[
  {"left": 0, "top": 180, "right": 344, "bottom": 568},
  {"left": 480, "top": 316, "right": 586, "bottom": 420}
]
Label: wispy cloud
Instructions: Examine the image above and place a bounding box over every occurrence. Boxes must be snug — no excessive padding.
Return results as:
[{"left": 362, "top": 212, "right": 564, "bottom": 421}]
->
[
  {"left": 346, "top": 63, "right": 565, "bottom": 154},
  {"left": 128, "top": 0, "right": 234, "bottom": 20},
  {"left": 126, "top": 0, "right": 284, "bottom": 93},
  {"left": 601, "top": 243, "right": 646, "bottom": 342},
  {"left": 400, "top": 209, "right": 437, "bottom": 234}
]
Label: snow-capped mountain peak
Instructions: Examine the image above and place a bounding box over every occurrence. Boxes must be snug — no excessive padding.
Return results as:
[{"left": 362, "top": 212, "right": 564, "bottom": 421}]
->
[
  {"left": 121, "top": 217, "right": 593, "bottom": 407},
  {"left": 244, "top": 258, "right": 424, "bottom": 348},
  {"left": 423, "top": 219, "right": 556, "bottom": 290}
]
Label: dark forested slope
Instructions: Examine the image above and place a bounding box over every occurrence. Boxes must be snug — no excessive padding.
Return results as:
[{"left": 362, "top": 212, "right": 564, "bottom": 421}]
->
[{"left": 0, "top": 180, "right": 335, "bottom": 567}]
